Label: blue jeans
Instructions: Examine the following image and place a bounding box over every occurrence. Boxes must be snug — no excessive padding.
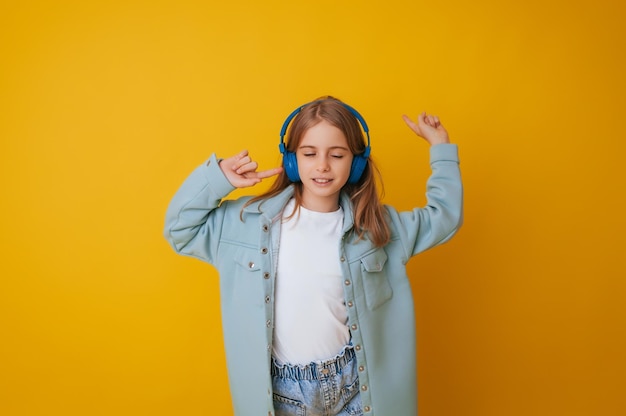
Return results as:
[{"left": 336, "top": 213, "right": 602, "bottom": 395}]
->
[{"left": 271, "top": 345, "right": 363, "bottom": 416}]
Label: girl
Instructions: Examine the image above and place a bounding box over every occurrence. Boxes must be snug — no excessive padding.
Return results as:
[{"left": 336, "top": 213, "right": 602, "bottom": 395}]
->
[{"left": 164, "top": 97, "right": 463, "bottom": 415}]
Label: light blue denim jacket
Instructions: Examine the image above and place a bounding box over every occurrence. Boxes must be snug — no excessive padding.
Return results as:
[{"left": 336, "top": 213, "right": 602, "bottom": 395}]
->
[{"left": 164, "top": 143, "right": 463, "bottom": 415}]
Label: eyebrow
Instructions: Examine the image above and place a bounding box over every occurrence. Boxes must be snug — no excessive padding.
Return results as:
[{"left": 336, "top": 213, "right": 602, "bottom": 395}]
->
[{"left": 298, "top": 145, "right": 350, "bottom": 151}]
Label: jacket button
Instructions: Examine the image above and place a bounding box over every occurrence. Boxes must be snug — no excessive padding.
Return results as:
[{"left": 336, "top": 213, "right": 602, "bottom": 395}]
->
[
  {"left": 248, "top": 262, "right": 255, "bottom": 269},
  {"left": 265, "top": 295, "right": 270, "bottom": 303},
  {"left": 340, "top": 256, "right": 345, "bottom": 262},
  {"left": 263, "top": 272, "right": 270, "bottom": 279},
  {"left": 261, "top": 247, "right": 268, "bottom": 254},
  {"left": 351, "top": 324, "right": 357, "bottom": 331},
  {"left": 266, "top": 320, "right": 271, "bottom": 327},
  {"left": 364, "top": 405, "right": 371, "bottom": 412},
  {"left": 262, "top": 225, "right": 269, "bottom": 232},
  {"left": 361, "top": 385, "right": 368, "bottom": 391},
  {"left": 358, "top": 365, "right": 365, "bottom": 372},
  {"left": 355, "top": 345, "right": 361, "bottom": 351},
  {"left": 344, "top": 280, "right": 351, "bottom": 286},
  {"left": 347, "top": 301, "right": 354, "bottom": 307}
]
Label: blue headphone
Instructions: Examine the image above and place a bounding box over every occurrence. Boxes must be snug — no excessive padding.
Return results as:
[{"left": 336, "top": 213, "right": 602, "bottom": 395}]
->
[{"left": 278, "top": 100, "right": 371, "bottom": 184}]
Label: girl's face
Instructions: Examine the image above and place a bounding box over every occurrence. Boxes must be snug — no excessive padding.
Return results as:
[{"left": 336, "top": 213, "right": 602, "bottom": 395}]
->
[{"left": 296, "top": 120, "right": 353, "bottom": 212}]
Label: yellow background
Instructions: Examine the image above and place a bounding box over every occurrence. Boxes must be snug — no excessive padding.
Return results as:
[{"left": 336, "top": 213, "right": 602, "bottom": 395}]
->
[{"left": 1, "top": 0, "right": 625, "bottom": 415}]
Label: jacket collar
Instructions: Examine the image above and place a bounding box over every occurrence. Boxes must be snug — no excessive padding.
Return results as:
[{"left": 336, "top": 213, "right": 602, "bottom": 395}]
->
[{"left": 241, "top": 185, "right": 355, "bottom": 233}]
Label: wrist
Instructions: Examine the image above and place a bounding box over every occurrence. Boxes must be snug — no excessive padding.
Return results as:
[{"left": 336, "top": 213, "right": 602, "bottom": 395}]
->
[{"left": 429, "top": 138, "right": 450, "bottom": 146}]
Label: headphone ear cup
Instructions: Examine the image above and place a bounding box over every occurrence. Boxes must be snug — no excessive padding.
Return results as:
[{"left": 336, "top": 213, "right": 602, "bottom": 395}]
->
[
  {"left": 283, "top": 151, "right": 300, "bottom": 182},
  {"left": 348, "top": 154, "right": 368, "bottom": 184}
]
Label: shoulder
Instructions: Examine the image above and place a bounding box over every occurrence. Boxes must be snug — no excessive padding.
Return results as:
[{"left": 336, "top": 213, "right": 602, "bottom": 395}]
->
[
  {"left": 382, "top": 204, "right": 402, "bottom": 234},
  {"left": 219, "top": 194, "right": 257, "bottom": 218},
  {"left": 383, "top": 204, "right": 401, "bottom": 220}
]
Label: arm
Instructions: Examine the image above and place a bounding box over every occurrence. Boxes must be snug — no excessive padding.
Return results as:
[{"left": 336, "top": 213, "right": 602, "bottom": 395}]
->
[
  {"left": 391, "top": 113, "right": 463, "bottom": 257},
  {"left": 163, "top": 150, "right": 282, "bottom": 263}
]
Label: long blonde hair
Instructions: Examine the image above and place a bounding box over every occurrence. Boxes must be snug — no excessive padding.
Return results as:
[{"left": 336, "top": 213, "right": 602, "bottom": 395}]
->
[{"left": 244, "top": 96, "right": 390, "bottom": 247}]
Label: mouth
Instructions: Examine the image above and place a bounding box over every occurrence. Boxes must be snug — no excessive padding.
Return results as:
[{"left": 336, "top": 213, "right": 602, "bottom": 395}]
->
[{"left": 312, "top": 178, "right": 333, "bottom": 184}]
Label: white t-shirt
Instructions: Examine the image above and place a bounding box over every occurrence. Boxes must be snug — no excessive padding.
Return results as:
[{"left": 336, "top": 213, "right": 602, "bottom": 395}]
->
[{"left": 272, "top": 199, "right": 350, "bottom": 365}]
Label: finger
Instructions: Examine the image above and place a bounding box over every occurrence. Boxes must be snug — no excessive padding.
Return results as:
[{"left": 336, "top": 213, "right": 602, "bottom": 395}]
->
[
  {"left": 232, "top": 178, "right": 262, "bottom": 189},
  {"left": 235, "top": 160, "right": 258, "bottom": 174},
  {"left": 233, "top": 156, "right": 252, "bottom": 170},
  {"left": 402, "top": 114, "right": 420, "bottom": 134},
  {"left": 240, "top": 178, "right": 262, "bottom": 187},
  {"left": 253, "top": 166, "right": 283, "bottom": 179},
  {"left": 232, "top": 149, "right": 248, "bottom": 165},
  {"left": 222, "top": 150, "right": 248, "bottom": 170},
  {"left": 401, "top": 114, "right": 415, "bottom": 127},
  {"left": 417, "top": 112, "right": 427, "bottom": 127}
]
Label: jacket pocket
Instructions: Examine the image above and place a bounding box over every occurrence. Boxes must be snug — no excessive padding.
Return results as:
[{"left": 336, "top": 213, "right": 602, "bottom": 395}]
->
[
  {"left": 231, "top": 246, "right": 264, "bottom": 307},
  {"left": 360, "top": 249, "right": 392, "bottom": 310}
]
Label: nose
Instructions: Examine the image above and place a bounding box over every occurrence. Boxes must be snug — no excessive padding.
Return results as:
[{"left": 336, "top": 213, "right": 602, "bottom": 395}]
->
[{"left": 317, "top": 157, "right": 330, "bottom": 172}]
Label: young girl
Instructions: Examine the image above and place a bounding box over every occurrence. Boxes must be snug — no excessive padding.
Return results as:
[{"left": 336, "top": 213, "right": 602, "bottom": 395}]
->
[{"left": 164, "top": 97, "right": 463, "bottom": 416}]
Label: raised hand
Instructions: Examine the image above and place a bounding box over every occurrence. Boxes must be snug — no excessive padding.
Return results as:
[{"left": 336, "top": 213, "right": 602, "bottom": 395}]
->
[
  {"left": 219, "top": 150, "right": 283, "bottom": 188},
  {"left": 402, "top": 112, "right": 450, "bottom": 146}
]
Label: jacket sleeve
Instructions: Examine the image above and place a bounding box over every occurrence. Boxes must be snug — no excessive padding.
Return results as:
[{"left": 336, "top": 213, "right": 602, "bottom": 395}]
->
[
  {"left": 388, "top": 143, "right": 463, "bottom": 259},
  {"left": 163, "top": 153, "right": 236, "bottom": 264}
]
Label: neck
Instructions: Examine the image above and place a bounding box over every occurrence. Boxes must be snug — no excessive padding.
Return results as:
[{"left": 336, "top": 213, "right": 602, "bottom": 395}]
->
[{"left": 299, "top": 195, "right": 340, "bottom": 213}]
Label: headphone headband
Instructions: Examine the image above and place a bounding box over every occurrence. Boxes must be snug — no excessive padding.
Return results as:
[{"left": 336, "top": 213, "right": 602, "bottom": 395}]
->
[{"left": 279, "top": 101, "right": 370, "bottom": 144}]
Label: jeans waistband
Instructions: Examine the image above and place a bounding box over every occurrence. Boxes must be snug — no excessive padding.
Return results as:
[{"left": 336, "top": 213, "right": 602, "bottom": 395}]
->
[{"left": 271, "top": 345, "right": 356, "bottom": 380}]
